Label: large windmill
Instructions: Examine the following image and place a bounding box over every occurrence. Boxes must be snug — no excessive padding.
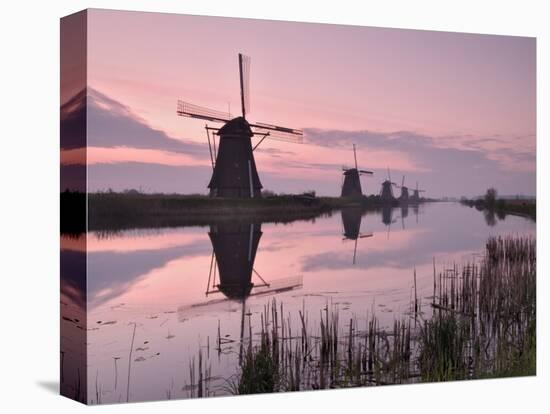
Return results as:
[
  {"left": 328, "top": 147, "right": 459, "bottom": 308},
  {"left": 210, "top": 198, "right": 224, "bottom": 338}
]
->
[
  {"left": 410, "top": 181, "right": 426, "bottom": 203},
  {"left": 177, "top": 53, "right": 303, "bottom": 198},
  {"left": 341, "top": 207, "right": 373, "bottom": 265},
  {"left": 379, "top": 168, "right": 397, "bottom": 203},
  {"left": 341, "top": 144, "right": 373, "bottom": 197}
]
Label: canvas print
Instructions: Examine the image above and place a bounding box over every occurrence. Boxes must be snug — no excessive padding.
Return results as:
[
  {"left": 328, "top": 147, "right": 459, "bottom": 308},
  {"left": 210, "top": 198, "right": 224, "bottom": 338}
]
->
[{"left": 60, "top": 9, "right": 536, "bottom": 405}]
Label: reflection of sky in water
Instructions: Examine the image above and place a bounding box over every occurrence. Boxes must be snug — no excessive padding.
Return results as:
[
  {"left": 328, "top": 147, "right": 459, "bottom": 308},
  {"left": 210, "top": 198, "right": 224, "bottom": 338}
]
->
[{"left": 61, "top": 203, "right": 535, "bottom": 403}]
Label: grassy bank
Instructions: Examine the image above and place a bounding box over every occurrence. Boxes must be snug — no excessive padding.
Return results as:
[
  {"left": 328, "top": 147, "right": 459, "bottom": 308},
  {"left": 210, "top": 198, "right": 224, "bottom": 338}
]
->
[
  {"left": 62, "top": 191, "right": 404, "bottom": 232},
  {"left": 87, "top": 193, "right": 341, "bottom": 231}
]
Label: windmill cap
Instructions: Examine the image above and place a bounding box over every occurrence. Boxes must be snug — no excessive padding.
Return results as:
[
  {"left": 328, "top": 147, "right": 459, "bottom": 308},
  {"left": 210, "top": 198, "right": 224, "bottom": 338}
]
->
[
  {"left": 343, "top": 168, "right": 359, "bottom": 175},
  {"left": 218, "top": 116, "right": 253, "bottom": 137}
]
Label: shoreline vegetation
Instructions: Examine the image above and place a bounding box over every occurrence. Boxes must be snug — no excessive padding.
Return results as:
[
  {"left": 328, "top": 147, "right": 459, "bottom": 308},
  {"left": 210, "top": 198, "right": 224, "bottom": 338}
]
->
[
  {"left": 460, "top": 188, "right": 536, "bottom": 222},
  {"left": 59, "top": 188, "right": 536, "bottom": 233},
  {"left": 61, "top": 187, "right": 536, "bottom": 235},
  {"left": 63, "top": 190, "right": 422, "bottom": 232},
  {"left": 182, "top": 235, "right": 535, "bottom": 398}
]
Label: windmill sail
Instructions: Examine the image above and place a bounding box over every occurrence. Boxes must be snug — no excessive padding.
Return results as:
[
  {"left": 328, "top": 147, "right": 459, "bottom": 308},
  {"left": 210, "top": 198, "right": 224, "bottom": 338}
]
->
[
  {"left": 239, "top": 53, "right": 251, "bottom": 117},
  {"left": 252, "top": 122, "right": 303, "bottom": 135},
  {"left": 177, "top": 100, "right": 232, "bottom": 123},
  {"left": 251, "top": 124, "right": 303, "bottom": 143}
]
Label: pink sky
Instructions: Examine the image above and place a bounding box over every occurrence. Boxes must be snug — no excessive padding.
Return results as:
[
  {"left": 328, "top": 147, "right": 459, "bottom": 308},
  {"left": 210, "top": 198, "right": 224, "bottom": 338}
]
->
[{"left": 62, "top": 9, "right": 536, "bottom": 197}]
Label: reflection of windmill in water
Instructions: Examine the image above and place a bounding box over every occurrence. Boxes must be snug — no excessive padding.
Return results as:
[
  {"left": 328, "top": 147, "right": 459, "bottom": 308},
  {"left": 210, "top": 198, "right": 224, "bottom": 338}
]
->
[
  {"left": 341, "top": 144, "right": 373, "bottom": 197},
  {"left": 380, "top": 205, "right": 398, "bottom": 239},
  {"left": 381, "top": 202, "right": 410, "bottom": 238},
  {"left": 341, "top": 207, "right": 373, "bottom": 265},
  {"left": 203, "top": 221, "right": 303, "bottom": 361},
  {"left": 379, "top": 168, "right": 398, "bottom": 204},
  {"left": 382, "top": 201, "right": 417, "bottom": 238},
  {"left": 207, "top": 222, "right": 264, "bottom": 299},
  {"left": 400, "top": 204, "right": 409, "bottom": 229},
  {"left": 412, "top": 203, "right": 420, "bottom": 223},
  {"left": 177, "top": 53, "right": 303, "bottom": 198}
]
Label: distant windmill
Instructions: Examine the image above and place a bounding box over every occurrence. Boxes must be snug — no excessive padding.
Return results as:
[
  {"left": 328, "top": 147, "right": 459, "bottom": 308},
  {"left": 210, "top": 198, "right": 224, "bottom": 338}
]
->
[
  {"left": 177, "top": 53, "right": 303, "bottom": 198},
  {"left": 341, "top": 144, "right": 373, "bottom": 197},
  {"left": 410, "top": 181, "right": 426, "bottom": 203},
  {"left": 397, "top": 175, "right": 409, "bottom": 203},
  {"left": 341, "top": 207, "right": 373, "bottom": 265},
  {"left": 379, "top": 168, "right": 397, "bottom": 203}
]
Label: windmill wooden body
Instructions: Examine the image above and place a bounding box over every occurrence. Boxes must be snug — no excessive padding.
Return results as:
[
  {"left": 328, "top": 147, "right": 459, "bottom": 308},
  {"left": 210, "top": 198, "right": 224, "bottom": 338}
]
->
[
  {"left": 380, "top": 168, "right": 398, "bottom": 203},
  {"left": 341, "top": 144, "right": 373, "bottom": 197},
  {"left": 177, "top": 53, "right": 302, "bottom": 198},
  {"left": 410, "top": 181, "right": 426, "bottom": 203},
  {"left": 398, "top": 175, "right": 410, "bottom": 203}
]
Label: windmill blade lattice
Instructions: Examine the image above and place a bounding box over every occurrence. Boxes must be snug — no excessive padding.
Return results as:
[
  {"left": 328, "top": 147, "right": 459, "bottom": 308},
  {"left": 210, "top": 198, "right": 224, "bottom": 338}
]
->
[
  {"left": 177, "top": 100, "right": 232, "bottom": 123},
  {"left": 251, "top": 123, "right": 303, "bottom": 143},
  {"left": 240, "top": 54, "right": 251, "bottom": 116}
]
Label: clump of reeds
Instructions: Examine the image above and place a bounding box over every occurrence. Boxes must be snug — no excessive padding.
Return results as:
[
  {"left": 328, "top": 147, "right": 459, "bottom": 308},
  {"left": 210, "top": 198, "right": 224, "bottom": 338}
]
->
[
  {"left": 426, "top": 235, "right": 536, "bottom": 380},
  {"left": 418, "top": 313, "right": 470, "bottom": 381},
  {"left": 232, "top": 299, "right": 414, "bottom": 393},
  {"left": 184, "top": 347, "right": 213, "bottom": 398},
  {"left": 238, "top": 339, "right": 278, "bottom": 394}
]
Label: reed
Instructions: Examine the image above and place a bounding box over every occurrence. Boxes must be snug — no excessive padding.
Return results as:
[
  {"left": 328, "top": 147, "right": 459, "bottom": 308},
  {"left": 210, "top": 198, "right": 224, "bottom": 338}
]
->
[{"left": 126, "top": 323, "right": 136, "bottom": 403}]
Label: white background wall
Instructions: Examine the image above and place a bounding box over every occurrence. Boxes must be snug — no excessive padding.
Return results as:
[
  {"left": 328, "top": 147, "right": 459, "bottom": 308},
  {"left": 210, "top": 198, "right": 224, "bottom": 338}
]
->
[{"left": 0, "top": 0, "right": 547, "bottom": 412}]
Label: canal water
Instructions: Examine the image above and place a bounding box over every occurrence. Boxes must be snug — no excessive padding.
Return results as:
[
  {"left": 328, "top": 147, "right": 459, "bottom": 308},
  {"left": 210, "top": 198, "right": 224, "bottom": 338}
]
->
[{"left": 60, "top": 202, "right": 535, "bottom": 403}]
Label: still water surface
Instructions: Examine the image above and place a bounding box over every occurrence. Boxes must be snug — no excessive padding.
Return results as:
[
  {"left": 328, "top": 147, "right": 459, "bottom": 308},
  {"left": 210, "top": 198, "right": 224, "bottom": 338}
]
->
[{"left": 60, "top": 202, "right": 535, "bottom": 403}]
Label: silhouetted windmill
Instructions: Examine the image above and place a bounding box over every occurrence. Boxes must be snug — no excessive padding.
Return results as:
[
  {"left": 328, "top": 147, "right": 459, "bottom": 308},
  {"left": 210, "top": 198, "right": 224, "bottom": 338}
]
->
[
  {"left": 177, "top": 53, "right": 303, "bottom": 198},
  {"left": 341, "top": 207, "right": 373, "bottom": 265},
  {"left": 341, "top": 144, "right": 373, "bottom": 197},
  {"left": 410, "top": 181, "right": 426, "bottom": 203},
  {"left": 380, "top": 168, "right": 397, "bottom": 203},
  {"left": 397, "top": 175, "right": 410, "bottom": 203}
]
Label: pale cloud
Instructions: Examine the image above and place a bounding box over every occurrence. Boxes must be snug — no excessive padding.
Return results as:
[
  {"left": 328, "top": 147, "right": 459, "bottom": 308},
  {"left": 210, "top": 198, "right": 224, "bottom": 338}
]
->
[{"left": 62, "top": 146, "right": 208, "bottom": 167}]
